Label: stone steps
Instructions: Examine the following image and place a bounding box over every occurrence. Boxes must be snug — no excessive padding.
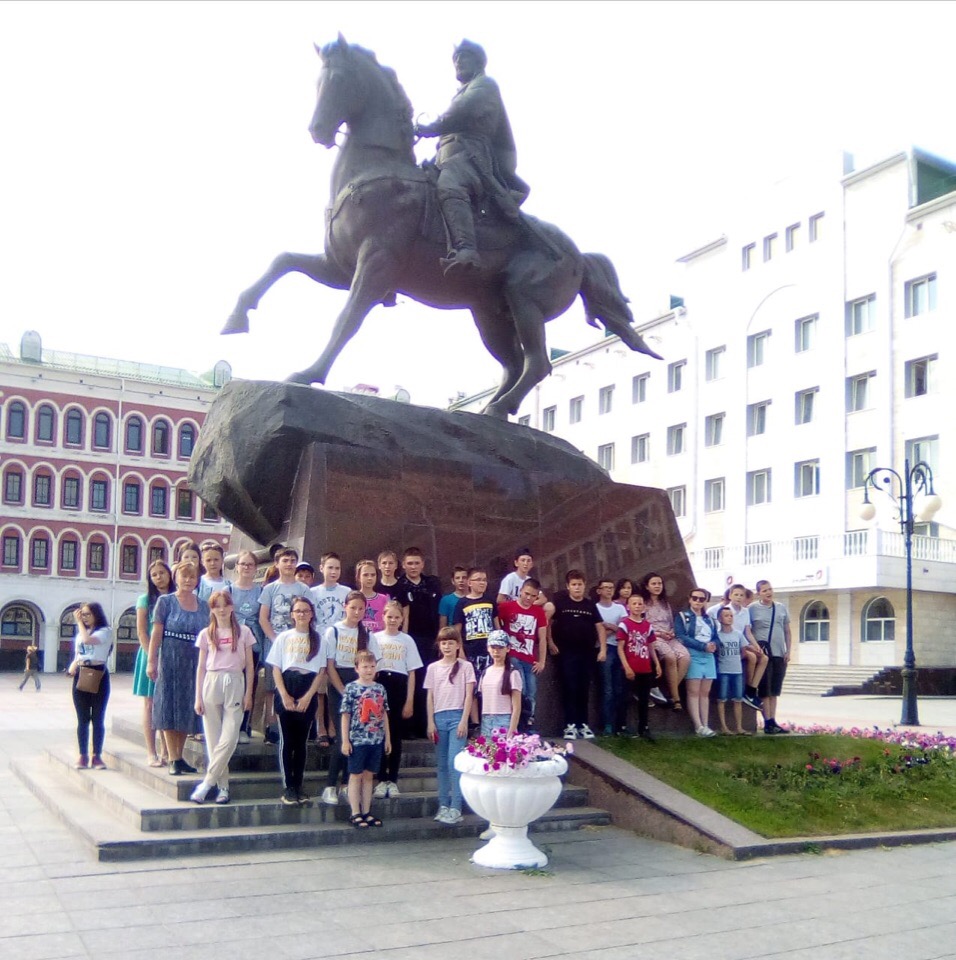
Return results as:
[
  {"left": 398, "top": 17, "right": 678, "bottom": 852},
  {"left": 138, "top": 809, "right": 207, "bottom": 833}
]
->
[
  {"left": 11, "top": 718, "right": 611, "bottom": 861},
  {"left": 785, "top": 665, "right": 884, "bottom": 696}
]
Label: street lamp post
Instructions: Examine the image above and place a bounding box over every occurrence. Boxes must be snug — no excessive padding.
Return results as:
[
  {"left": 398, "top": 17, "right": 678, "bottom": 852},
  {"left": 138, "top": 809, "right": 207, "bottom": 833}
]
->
[{"left": 860, "top": 459, "right": 942, "bottom": 726}]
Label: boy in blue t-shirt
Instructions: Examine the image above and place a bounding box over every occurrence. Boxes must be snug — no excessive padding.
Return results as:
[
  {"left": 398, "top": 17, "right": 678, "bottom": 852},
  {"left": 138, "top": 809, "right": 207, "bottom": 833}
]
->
[
  {"left": 715, "top": 606, "right": 753, "bottom": 735},
  {"left": 341, "top": 650, "right": 391, "bottom": 827}
]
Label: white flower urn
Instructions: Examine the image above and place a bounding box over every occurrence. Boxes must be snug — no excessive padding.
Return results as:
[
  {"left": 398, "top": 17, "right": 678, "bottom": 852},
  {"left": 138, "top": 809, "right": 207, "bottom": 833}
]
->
[{"left": 454, "top": 752, "right": 568, "bottom": 869}]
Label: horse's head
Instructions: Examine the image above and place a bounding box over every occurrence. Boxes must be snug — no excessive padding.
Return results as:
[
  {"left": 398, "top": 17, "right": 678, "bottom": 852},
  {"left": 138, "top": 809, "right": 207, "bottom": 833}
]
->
[
  {"left": 310, "top": 34, "right": 362, "bottom": 148},
  {"left": 309, "top": 35, "right": 414, "bottom": 154}
]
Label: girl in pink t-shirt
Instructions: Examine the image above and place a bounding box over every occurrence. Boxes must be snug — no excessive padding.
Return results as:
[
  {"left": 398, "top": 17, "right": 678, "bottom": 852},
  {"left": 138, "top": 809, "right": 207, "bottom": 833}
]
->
[
  {"left": 424, "top": 627, "right": 475, "bottom": 825},
  {"left": 191, "top": 590, "right": 256, "bottom": 805},
  {"left": 478, "top": 631, "right": 522, "bottom": 737}
]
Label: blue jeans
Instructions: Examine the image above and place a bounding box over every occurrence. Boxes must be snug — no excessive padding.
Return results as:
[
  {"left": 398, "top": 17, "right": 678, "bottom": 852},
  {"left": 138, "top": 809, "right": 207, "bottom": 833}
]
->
[
  {"left": 511, "top": 658, "right": 537, "bottom": 721},
  {"left": 481, "top": 714, "right": 511, "bottom": 736},
  {"left": 600, "top": 650, "right": 626, "bottom": 731},
  {"left": 434, "top": 709, "right": 466, "bottom": 810}
]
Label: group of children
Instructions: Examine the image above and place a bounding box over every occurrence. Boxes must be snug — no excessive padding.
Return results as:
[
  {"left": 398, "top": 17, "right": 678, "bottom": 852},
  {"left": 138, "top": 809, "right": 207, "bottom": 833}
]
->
[{"left": 147, "top": 539, "right": 782, "bottom": 828}]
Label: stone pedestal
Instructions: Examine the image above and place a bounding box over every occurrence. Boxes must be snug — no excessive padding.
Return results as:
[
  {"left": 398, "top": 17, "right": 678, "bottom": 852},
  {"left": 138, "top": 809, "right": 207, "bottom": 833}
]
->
[{"left": 189, "top": 381, "right": 695, "bottom": 734}]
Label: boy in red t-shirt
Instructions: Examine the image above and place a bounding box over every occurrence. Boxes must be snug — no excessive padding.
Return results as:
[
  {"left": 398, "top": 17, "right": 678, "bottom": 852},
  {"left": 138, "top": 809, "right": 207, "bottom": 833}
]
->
[
  {"left": 497, "top": 578, "right": 548, "bottom": 729},
  {"left": 617, "top": 594, "right": 662, "bottom": 740}
]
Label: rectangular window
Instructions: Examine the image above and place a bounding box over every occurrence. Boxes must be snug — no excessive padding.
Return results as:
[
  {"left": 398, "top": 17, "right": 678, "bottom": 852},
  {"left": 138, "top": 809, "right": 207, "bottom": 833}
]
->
[
  {"left": 847, "top": 448, "right": 876, "bottom": 489},
  {"left": 33, "top": 474, "right": 51, "bottom": 506},
  {"left": 597, "top": 443, "right": 615, "bottom": 471},
  {"left": 517, "top": 415, "right": 530, "bottom": 427},
  {"left": 2, "top": 535, "right": 20, "bottom": 567},
  {"left": 847, "top": 372, "right": 874, "bottom": 412},
  {"left": 747, "top": 330, "right": 770, "bottom": 368},
  {"left": 667, "top": 360, "right": 686, "bottom": 393},
  {"left": 631, "top": 433, "right": 649, "bottom": 463},
  {"left": 704, "top": 412, "right": 724, "bottom": 447},
  {"left": 122, "top": 543, "right": 139, "bottom": 576},
  {"left": 123, "top": 482, "right": 141, "bottom": 514},
  {"left": 569, "top": 396, "right": 583, "bottom": 424},
  {"left": 905, "top": 274, "right": 937, "bottom": 317},
  {"left": 666, "top": 423, "right": 686, "bottom": 456},
  {"left": 704, "top": 478, "right": 725, "bottom": 513},
  {"left": 88, "top": 542, "right": 105, "bottom": 573},
  {"left": 795, "top": 314, "right": 817, "bottom": 352},
  {"left": 598, "top": 385, "right": 614, "bottom": 414},
  {"left": 30, "top": 537, "right": 49, "bottom": 569},
  {"left": 667, "top": 486, "right": 686, "bottom": 518},
  {"left": 906, "top": 435, "right": 939, "bottom": 473},
  {"left": 809, "top": 212, "right": 824, "bottom": 242},
  {"left": 785, "top": 223, "right": 800, "bottom": 252},
  {"left": 705, "top": 346, "right": 725, "bottom": 382},
  {"left": 202, "top": 502, "right": 220, "bottom": 522},
  {"left": 742, "top": 243, "right": 755, "bottom": 271},
  {"left": 763, "top": 233, "right": 777, "bottom": 261},
  {"left": 747, "top": 469, "right": 772, "bottom": 505},
  {"left": 150, "top": 485, "right": 168, "bottom": 517},
  {"left": 60, "top": 539, "right": 77, "bottom": 571},
  {"left": 905, "top": 355, "right": 937, "bottom": 397},
  {"left": 3, "top": 470, "right": 23, "bottom": 504},
  {"left": 542, "top": 406, "right": 556, "bottom": 432},
  {"left": 176, "top": 488, "right": 194, "bottom": 520},
  {"left": 62, "top": 477, "right": 79, "bottom": 508},
  {"left": 747, "top": 400, "right": 770, "bottom": 437},
  {"left": 795, "top": 459, "right": 821, "bottom": 498},
  {"left": 148, "top": 545, "right": 166, "bottom": 565},
  {"left": 795, "top": 387, "right": 817, "bottom": 425},
  {"left": 632, "top": 373, "right": 649, "bottom": 404},
  {"left": 90, "top": 479, "right": 108, "bottom": 512},
  {"left": 846, "top": 294, "right": 876, "bottom": 336}
]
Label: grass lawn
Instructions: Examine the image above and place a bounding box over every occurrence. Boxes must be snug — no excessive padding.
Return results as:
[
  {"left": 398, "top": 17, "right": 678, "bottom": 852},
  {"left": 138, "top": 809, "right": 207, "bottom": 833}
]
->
[{"left": 597, "top": 733, "right": 956, "bottom": 837}]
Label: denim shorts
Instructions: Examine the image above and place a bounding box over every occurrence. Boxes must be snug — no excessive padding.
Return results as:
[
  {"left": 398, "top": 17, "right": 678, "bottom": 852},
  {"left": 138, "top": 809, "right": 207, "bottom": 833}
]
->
[
  {"left": 717, "top": 672, "right": 744, "bottom": 701},
  {"left": 347, "top": 742, "right": 384, "bottom": 774}
]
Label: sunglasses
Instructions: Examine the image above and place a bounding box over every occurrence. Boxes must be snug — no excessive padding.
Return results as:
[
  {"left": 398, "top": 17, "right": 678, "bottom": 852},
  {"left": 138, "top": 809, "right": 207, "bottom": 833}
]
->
[{"left": 690, "top": 595, "right": 707, "bottom": 602}]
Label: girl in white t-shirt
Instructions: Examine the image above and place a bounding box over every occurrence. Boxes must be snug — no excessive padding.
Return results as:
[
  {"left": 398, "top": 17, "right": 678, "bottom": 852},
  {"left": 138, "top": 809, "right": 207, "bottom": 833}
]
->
[
  {"left": 479, "top": 630, "right": 523, "bottom": 737},
  {"left": 190, "top": 590, "right": 256, "bottom": 804},
  {"left": 370, "top": 600, "right": 423, "bottom": 798},
  {"left": 424, "top": 626, "right": 475, "bottom": 826}
]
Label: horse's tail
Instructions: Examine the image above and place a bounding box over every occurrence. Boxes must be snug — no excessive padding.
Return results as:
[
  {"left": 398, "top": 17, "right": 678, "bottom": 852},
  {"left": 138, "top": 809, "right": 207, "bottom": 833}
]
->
[{"left": 580, "top": 253, "right": 663, "bottom": 360}]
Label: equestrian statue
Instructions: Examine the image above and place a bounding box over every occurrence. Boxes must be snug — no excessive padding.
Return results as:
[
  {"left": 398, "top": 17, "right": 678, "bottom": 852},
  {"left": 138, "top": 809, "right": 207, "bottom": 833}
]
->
[{"left": 222, "top": 36, "right": 661, "bottom": 417}]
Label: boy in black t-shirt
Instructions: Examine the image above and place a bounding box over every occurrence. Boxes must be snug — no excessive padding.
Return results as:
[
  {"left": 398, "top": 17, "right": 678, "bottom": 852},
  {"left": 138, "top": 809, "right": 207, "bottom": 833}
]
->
[{"left": 548, "top": 569, "right": 603, "bottom": 740}]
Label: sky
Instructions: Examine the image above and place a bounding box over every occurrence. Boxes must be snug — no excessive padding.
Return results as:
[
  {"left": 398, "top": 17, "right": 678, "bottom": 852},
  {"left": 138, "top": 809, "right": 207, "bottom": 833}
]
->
[{"left": 2, "top": 0, "right": 955, "bottom": 408}]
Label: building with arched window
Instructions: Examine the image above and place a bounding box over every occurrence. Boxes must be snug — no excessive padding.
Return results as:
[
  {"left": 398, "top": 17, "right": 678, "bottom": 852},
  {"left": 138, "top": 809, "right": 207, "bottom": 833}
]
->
[
  {"left": 454, "top": 148, "right": 956, "bottom": 670},
  {"left": 0, "top": 332, "right": 233, "bottom": 671}
]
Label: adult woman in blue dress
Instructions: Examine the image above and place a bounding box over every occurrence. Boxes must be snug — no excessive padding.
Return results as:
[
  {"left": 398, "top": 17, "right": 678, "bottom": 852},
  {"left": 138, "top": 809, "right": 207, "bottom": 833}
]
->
[
  {"left": 147, "top": 561, "right": 209, "bottom": 774},
  {"left": 69, "top": 603, "right": 112, "bottom": 769},
  {"left": 134, "top": 560, "right": 174, "bottom": 766}
]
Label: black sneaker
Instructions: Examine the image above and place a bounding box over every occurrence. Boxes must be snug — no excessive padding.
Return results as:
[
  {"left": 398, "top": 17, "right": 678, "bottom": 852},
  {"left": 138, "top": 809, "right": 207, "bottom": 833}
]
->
[
  {"left": 639, "top": 729, "right": 656, "bottom": 743},
  {"left": 763, "top": 720, "right": 778, "bottom": 734},
  {"left": 773, "top": 722, "right": 791, "bottom": 734},
  {"left": 742, "top": 694, "right": 760, "bottom": 710},
  {"left": 281, "top": 788, "right": 298, "bottom": 805},
  {"left": 296, "top": 791, "right": 312, "bottom": 805}
]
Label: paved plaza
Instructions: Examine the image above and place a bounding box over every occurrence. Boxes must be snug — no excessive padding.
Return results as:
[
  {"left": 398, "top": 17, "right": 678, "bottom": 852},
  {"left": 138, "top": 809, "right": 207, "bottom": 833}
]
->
[{"left": 4, "top": 673, "right": 956, "bottom": 960}]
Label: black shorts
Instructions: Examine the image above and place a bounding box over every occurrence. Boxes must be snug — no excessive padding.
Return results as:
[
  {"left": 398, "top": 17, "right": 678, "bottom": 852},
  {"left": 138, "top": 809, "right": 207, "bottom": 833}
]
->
[
  {"left": 758, "top": 655, "right": 787, "bottom": 698},
  {"left": 347, "top": 742, "right": 384, "bottom": 775}
]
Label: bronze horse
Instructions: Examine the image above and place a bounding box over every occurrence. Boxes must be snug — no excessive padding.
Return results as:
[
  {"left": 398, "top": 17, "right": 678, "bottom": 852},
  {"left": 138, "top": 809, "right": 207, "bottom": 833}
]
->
[{"left": 223, "top": 37, "right": 661, "bottom": 416}]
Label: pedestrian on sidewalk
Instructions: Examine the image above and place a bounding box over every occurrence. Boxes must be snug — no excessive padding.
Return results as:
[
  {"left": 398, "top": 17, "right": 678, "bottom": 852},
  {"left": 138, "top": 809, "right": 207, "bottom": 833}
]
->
[{"left": 18, "top": 644, "right": 40, "bottom": 691}]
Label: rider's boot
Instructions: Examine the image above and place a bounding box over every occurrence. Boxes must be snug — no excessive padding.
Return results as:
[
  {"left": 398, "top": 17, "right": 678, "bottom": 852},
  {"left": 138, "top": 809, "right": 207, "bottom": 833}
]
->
[{"left": 439, "top": 198, "right": 481, "bottom": 275}]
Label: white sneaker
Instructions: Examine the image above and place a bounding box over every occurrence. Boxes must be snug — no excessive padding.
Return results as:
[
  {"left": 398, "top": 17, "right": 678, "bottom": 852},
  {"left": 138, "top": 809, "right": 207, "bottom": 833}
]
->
[
  {"left": 320, "top": 787, "right": 339, "bottom": 806},
  {"left": 696, "top": 726, "right": 717, "bottom": 738},
  {"left": 562, "top": 724, "right": 578, "bottom": 740},
  {"left": 373, "top": 781, "right": 390, "bottom": 799},
  {"left": 479, "top": 826, "right": 495, "bottom": 840},
  {"left": 189, "top": 781, "right": 212, "bottom": 804},
  {"left": 434, "top": 805, "right": 450, "bottom": 822},
  {"left": 338, "top": 786, "right": 349, "bottom": 803},
  {"left": 387, "top": 781, "right": 400, "bottom": 797},
  {"left": 443, "top": 808, "right": 463, "bottom": 825},
  {"left": 237, "top": 731, "right": 251, "bottom": 745},
  {"left": 649, "top": 687, "right": 668, "bottom": 704},
  {"left": 579, "top": 724, "right": 596, "bottom": 740}
]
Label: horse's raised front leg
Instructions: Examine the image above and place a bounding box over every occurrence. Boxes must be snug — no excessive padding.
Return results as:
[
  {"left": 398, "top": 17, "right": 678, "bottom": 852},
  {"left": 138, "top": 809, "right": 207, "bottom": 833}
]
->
[
  {"left": 222, "top": 252, "right": 351, "bottom": 334},
  {"left": 287, "top": 245, "right": 399, "bottom": 385}
]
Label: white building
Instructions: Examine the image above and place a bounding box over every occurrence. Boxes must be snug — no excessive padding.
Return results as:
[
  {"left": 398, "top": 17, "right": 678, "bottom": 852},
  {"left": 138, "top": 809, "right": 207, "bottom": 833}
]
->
[
  {"left": 455, "top": 149, "right": 956, "bottom": 669},
  {"left": 0, "top": 332, "right": 232, "bottom": 672}
]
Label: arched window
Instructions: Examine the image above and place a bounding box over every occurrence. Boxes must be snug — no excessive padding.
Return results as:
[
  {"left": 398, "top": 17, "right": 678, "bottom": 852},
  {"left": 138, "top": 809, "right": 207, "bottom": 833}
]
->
[
  {"left": 152, "top": 419, "right": 170, "bottom": 456},
  {"left": 87, "top": 538, "right": 107, "bottom": 575},
  {"left": 863, "top": 597, "right": 896, "bottom": 642},
  {"left": 92, "top": 412, "right": 112, "bottom": 450},
  {"left": 2, "top": 531, "right": 22, "bottom": 569},
  {"left": 89, "top": 475, "right": 110, "bottom": 512},
  {"left": 176, "top": 485, "right": 194, "bottom": 520},
  {"left": 213, "top": 360, "right": 232, "bottom": 387},
  {"left": 178, "top": 423, "right": 196, "bottom": 459},
  {"left": 116, "top": 607, "right": 138, "bottom": 645},
  {"left": 121, "top": 540, "right": 140, "bottom": 577},
  {"left": 6, "top": 401, "right": 26, "bottom": 440},
  {"left": 30, "top": 535, "right": 50, "bottom": 570},
  {"left": 59, "top": 536, "right": 79, "bottom": 573},
  {"left": 65, "top": 408, "right": 84, "bottom": 446},
  {"left": 36, "top": 404, "right": 55, "bottom": 442},
  {"left": 800, "top": 600, "right": 830, "bottom": 642},
  {"left": 147, "top": 540, "right": 167, "bottom": 565},
  {"left": 61, "top": 472, "right": 82, "bottom": 509},
  {"left": 150, "top": 482, "right": 169, "bottom": 517},
  {"left": 1, "top": 604, "right": 37, "bottom": 641},
  {"left": 126, "top": 416, "right": 144, "bottom": 453},
  {"left": 60, "top": 604, "right": 82, "bottom": 639},
  {"left": 3, "top": 467, "right": 24, "bottom": 505},
  {"left": 33, "top": 470, "right": 53, "bottom": 507}
]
